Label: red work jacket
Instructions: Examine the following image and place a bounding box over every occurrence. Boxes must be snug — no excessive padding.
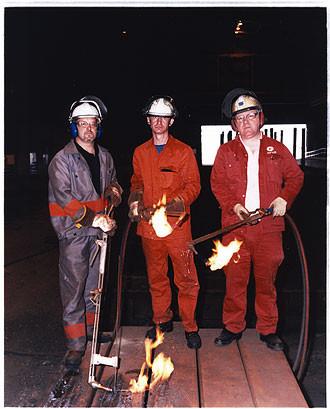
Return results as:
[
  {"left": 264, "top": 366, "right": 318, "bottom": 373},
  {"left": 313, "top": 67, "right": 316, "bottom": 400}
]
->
[
  {"left": 130, "top": 135, "right": 201, "bottom": 240},
  {"left": 210, "top": 134, "right": 304, "bottom": 232}
]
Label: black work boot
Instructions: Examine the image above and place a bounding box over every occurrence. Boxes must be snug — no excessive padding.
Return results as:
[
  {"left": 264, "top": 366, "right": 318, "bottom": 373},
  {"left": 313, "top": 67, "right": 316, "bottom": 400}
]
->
[
  {"left": 87, "top": 331, "right": 113, "bottom": 343},
  {"left": 185, "top": 331, "right": 202, "bottom": 349},
  {"left": 260, "top": 333, "right": 284, "bottom": 351},
  {"left": 64, "top": 350, "right": 84, "bottom": 370},
  {"left": 145, "top": 320, "right": 173, "bottom": 340},
  {"left": 214, "top": 328, "right": 242, "bottom": 346}
]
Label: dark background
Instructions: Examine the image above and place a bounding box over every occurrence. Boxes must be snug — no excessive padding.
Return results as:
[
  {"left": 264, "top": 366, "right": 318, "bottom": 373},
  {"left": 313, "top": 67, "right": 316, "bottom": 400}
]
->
[
  {"left": 4, "top": 6, "right": 327, "bottom": 406},
  {"left": 4, "top": 5, "right": 327, "bottom": 326},
  {"left": 5, "top": 7, "right": 327, "bottom": 169}
]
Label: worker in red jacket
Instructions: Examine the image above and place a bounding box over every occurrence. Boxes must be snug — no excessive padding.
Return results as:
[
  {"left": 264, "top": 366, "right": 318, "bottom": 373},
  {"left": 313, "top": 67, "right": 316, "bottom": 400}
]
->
[
  {"left": 210, "top": 88, "right": 304, "bottom": 350},
  {"left": 129, "top": 96, "right": 201, "bottom": 349}
]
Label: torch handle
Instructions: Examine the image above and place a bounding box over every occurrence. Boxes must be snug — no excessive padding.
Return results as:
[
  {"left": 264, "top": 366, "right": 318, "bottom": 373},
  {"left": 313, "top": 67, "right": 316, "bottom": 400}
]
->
[{"left": 190, "top": 208, "right": 272, "bottom": 247}]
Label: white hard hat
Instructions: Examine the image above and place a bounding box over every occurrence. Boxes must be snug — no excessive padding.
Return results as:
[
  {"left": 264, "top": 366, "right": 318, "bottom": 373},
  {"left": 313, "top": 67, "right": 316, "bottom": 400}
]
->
[
  {"left": 146, "top": 98, "right": 176, "bottom": 117},
  {"left": 232, "top": 95, "right": 262, "bottom": 117},
  {"left": 70, "top": 102, "right": 100, "bottom": 121}
]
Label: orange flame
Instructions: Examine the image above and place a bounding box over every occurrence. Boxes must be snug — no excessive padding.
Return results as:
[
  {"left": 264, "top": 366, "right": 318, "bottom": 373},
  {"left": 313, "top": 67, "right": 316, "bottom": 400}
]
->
[
  {"left": 149, "top": 352, "right": 174, "bottom": 389},
  {"left": 145, "top": 327, "right": 164, "bottom": 367},
  {"left": 206, "top": 238, "right": 243, "bottom": 271},
  {"left": 129, "top": 327, "right": 174, "bottom": 393},
  {"left": 150, "top": 194, "right": 173, "bottom": 238},
  {"left": 129, "top": 362, "right": 148, "bottom": 393}
]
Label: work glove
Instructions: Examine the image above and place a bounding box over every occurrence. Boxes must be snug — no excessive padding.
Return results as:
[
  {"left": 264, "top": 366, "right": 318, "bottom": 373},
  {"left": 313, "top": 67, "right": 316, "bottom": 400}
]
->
[
  {"left": 92, "top": 214, "right": 117, "bottom": 235},
  {"left": 128, "top": 191, "right": 144, "bottom": 222},
  {"left": 269, "top": 197, "right": 287, "bottom": 217},
  {"left": 166, "top": 196, "right": 185, "bottom": 217},
  {"left": 233, "top": 203, "right": 250, "bottom": 221},
  {"left": 104, "top": 182, "right": 123, "bottom": 208},
  {"left": 128, "top": 201, "right": 145, "bottom": 222}
]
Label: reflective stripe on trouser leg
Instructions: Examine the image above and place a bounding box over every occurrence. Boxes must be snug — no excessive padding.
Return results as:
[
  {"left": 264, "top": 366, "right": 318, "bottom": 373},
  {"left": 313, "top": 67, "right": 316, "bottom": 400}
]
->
[
  {"left": 59, "top": 234, "right": 99, "bottom": 351},
  {"left": 168, "top": 238, "right": 199, "bottom": 332},
  {"left": 222, "top": 240, "right": 251, "bottom": 334},
  {"left": 253, "top": 232, "right": 284, "bottom": 335},
  {"left": 142, "top": 237, "right": 173, "bottom": 324}
]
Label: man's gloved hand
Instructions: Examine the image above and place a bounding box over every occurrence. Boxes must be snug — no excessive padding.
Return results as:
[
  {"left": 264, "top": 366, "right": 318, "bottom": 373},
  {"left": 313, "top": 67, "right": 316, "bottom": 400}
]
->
[
  {"left": 128, "top": 201, "right": 145, "bottom": 222},
  {"left": 92, "top": 214, "right": 117, "bottom": 235},
  {"left": 104, "top": 182, "right": 123, "bottom": 208},
  {"left": 269, "top": 197, "right": 287, "bottom": 217},
  {"left": 166, "top": 196, "right": 185, "bottom": 216},
  {"left": 128, "top": 191, "right": 145, "bottom": 222},
  {"left": 233, "top": 203, "right": 250, "bottom": 221}
]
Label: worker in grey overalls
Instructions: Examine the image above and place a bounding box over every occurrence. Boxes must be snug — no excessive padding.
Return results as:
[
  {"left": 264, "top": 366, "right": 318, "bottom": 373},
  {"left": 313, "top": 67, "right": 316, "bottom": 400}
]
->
[{"left": 48, "top": 96, "right": 123, "bottom": 370}]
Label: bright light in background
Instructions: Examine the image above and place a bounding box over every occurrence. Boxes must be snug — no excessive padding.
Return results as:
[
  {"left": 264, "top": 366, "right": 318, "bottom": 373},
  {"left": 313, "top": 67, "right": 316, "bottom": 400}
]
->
[
  {"left": 201, "top": 124, "right": 307, "bottom": 166},
  {"left": 235, "top": 20, "right": 246, "bottom": 35}
]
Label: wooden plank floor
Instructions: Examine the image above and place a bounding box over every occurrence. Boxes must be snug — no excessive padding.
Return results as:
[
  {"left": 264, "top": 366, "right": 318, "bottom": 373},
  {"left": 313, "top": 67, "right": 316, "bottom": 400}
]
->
[
  {"left": 49, "top": 325, "right": 308, "bottom": 407},
  {"left": 239, "top": 330, "right": 308, "bottom": 407},
  {"left": 147, "top": 323, "right": 199, "bottom": 407},
  {"left": 199, "top": 328, "right": 307, "bottom": 407},
  {"left": 198, "top": 328, "right": 254, "bottom": 407},
  {"left": 93, "top": 326, "right": 147, "bottom": 407}
]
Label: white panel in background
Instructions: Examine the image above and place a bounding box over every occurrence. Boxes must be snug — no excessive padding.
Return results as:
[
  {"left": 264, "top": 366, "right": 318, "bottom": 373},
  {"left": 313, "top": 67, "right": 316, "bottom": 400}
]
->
[{"left": 201, "top": 124, "right": 307, "bottom": 166}]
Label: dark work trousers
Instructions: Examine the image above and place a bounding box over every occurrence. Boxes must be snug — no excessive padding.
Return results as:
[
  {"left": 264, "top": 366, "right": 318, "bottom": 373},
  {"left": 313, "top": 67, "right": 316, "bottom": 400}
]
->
[
  {"left": 59, "top": 234, "right": 101, "bottom": 351},
  {"left": 222, "top": 223, "right": 284, "bottom": 335}
]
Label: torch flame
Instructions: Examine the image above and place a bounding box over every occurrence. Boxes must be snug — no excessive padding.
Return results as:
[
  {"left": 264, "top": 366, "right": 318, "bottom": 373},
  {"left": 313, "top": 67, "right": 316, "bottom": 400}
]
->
[
  {"left": 145, "top": 327, "right": 164, "bottom": 367},
  {"left": 149, "top": 352, "right": 174, "bottom": 389},
  {"left": 129, "top": 326, "right": 174, "bottom": 393},
  {"left": 150, "top": 194, "right": 173, "bottom": 238},
  {"left": 129, "top": 362, "right": 149, "bottom": 393},
  {"left": 206, "top": 238, "right": 243, "bottom": 271}
]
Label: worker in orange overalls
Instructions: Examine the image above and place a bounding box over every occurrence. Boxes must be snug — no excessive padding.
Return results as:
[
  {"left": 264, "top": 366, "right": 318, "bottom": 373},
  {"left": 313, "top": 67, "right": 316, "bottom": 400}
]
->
[
  {"left": 48, "top": 96, "right": 122, "bottom": 370},
  {"left": 128, "top": 96, "right": 201, "bottom": 349},
  {"left": 211, "top": 89, "right": 304, "bottom": 351}
]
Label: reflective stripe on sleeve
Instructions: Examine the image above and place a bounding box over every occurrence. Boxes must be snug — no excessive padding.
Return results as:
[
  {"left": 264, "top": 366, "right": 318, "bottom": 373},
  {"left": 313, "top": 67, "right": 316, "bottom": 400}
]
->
[{"left": 49, "top": 197, "right": 106, "bottom": 217}]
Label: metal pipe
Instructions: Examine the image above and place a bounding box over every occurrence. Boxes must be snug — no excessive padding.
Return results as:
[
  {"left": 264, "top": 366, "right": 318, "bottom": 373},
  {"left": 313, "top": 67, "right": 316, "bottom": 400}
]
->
[
  {"left": 188, "top": 208, "right": 272, "bottom": 253},
  {"left": 88, "top": 232, "right": 114, "bottom": 388}
]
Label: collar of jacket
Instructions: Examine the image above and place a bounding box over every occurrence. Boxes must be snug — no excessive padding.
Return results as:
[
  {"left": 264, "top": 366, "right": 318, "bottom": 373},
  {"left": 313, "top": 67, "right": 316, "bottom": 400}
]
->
[
  {"left": 232, "top": 133, "right": 272, "bottom": 154},
  {"left": 146, "top": 134, "right": 174, "bottom": 151},
  {"left": 63, "top": 139, "right": 108, "bottom": 155}
]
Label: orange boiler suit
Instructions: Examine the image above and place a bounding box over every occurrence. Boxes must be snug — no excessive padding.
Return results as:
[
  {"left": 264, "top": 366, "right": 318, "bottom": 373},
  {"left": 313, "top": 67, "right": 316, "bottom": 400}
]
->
[
  {"left": 210, "top": 135, "right": 304, "bottom": 335},
  {"left": 130, "top": 136, "right": 201, "bottom": 332}
]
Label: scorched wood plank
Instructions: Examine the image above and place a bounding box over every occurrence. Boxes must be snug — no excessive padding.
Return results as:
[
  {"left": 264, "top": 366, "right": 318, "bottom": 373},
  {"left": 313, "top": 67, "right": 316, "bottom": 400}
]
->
[
  {"left": 92, "top": 326, "right": 147, "bottom": 407},
  {"left": 239, "top": 329, "right": 308, "bottom": 407},
  {"left": 198, "top": 328, "right": 254, "bottom": 407},
  {"left": 147, "top": 322, "right": 199, "bottom": 407},
  {"left": 45, "top": 341, "right": 101, "bottom": 407}
]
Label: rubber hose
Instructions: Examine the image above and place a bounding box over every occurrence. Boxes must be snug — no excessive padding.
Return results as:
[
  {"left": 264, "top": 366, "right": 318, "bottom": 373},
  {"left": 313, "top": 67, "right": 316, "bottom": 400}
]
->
[
  {"left": 285, "top": 213, "right": 310, "bottom": 381},
  {"left": 114, "top": 220, "right": 132, "bottom": 336},
  {"left": 117, "top": 215, "right": 310, "bottom": 381}
]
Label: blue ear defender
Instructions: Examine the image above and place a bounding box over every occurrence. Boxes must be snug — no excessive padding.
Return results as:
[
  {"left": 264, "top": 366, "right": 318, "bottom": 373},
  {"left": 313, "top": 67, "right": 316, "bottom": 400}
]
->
[
  {"left": 96, "top": 126, "right": 102, "bottom": 139},
  {"left": 70, "top": 122, "right": 78, "bottom": 138}
]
